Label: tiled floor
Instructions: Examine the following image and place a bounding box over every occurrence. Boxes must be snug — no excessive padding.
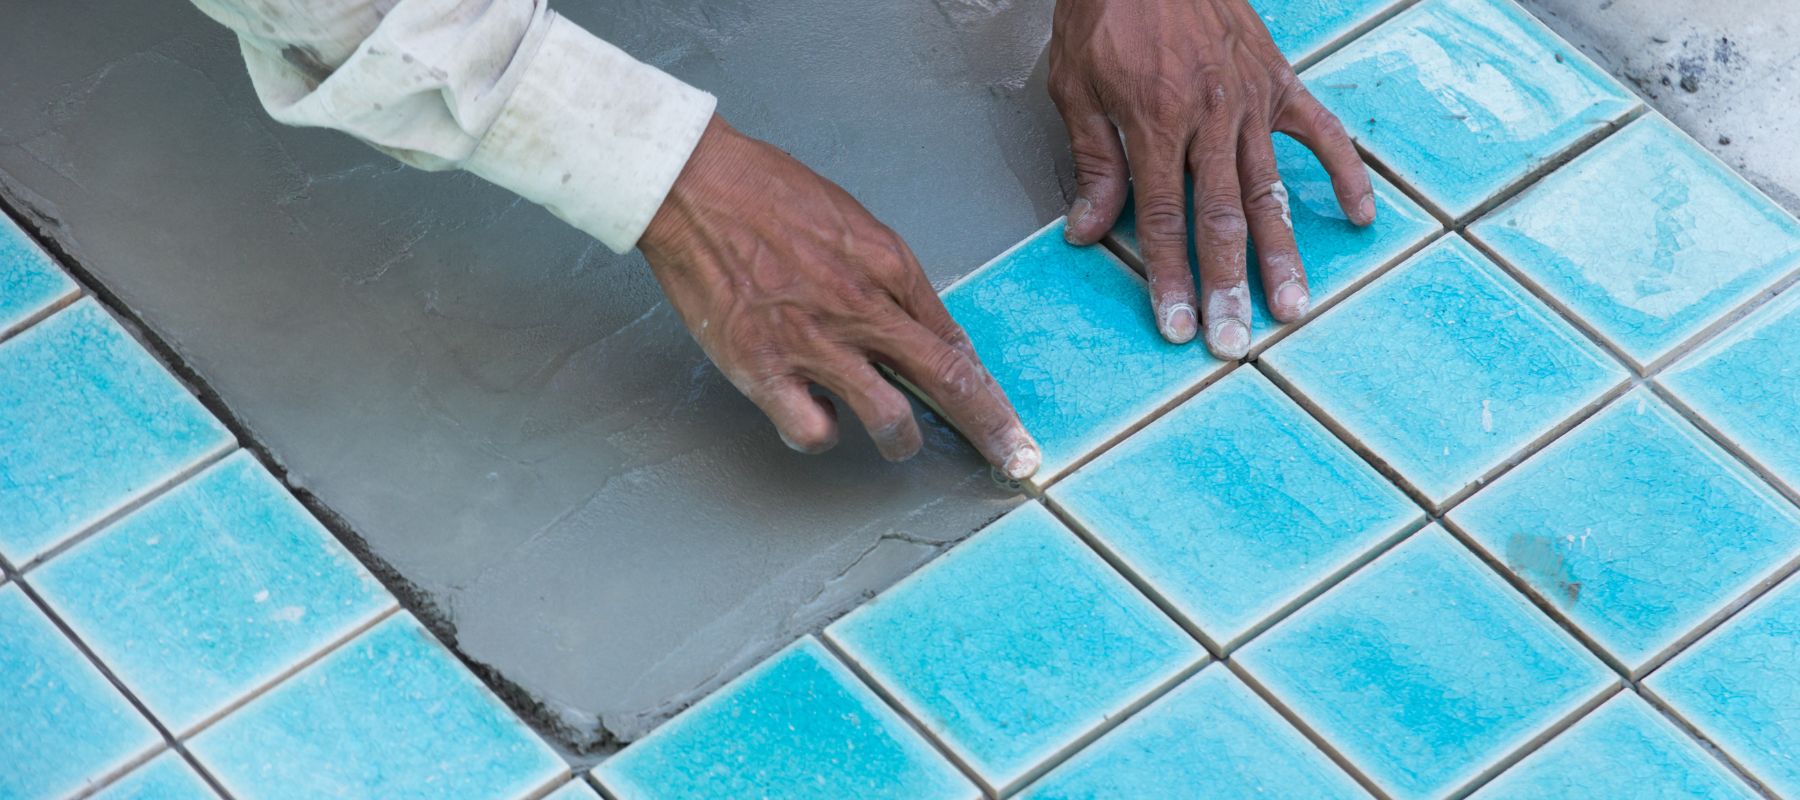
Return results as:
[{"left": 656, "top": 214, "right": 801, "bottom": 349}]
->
[{"left": 10, "top": 0, "right": 1800, "bottom": 798}]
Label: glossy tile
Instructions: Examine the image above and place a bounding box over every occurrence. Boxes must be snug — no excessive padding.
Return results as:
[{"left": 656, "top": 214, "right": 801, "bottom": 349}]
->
[
  {"left": 92, "top": 750, "right": 219, "bottom": 800},
  {"left": 1452, "top": 390, "right": 1800, "bottom": 670},
  {"left": 33, "top": 452, "right": 396, "bottom": 734},
  {"left": 942, "top": 221, "right": 1225, "bottom": 481},
  {"left": 1051, "top": 368, "right": 1420, "bottom": 647},
  {"left": 1237, "top": 526, "right": 1614, "bottom": 799},
  {"left": 827, "top": 503, "right": 1203, "bottom": 793},
  {"left": 1472, "top": 116, "right": 1800, "bottom": 366},
  {"left": 1018, "top": 665, "right": 1367, "bottom": 799},
  {"left": 1471, "top": 693, "right": 1756, "bottom": 800},
  {"left": 1250, "top": 0, "right": 1411, "bottom": 64},
  {"left": 0, "top": 584, "right": 161, "bottom": 800},
  {"left": 0, "top": 214, "right": 77, "bottom": 336},
  {"left": 1303, "top": 0, "right": 1637, "bottom": 218},
  {"left": 542, "top": 779, "right": 602, "bottom": 800},
  {"left": 0, "top": 299, "right": 233, "bottom": 564},
  {"left": 1261, "top": 235, "right": 1625, "bottom": 503},
  {"left": 188, "top": 613, "right": 563, "bottom": 800},
  {"left": 595, "top": 637, "right": 977, "bottom": 800},
  {"left": 1648, "top": 576, "right": 1800, "bottom": 798},
  {"left": 1662, "top": 286, "right": 1800, "bottom": 493}
]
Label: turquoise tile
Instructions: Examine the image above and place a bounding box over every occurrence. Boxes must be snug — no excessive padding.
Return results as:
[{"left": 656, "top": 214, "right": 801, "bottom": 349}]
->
[
  {"left": 188, "top": 613, "right": 563, "bottom": 800},
  {"left": 1648, "top": 576, "right": 1800, "bottom": 797},
  {"left": 1261, "top": 236, "right": 1625, "bottom": 503},
  {"left": 1050, "top": 368, "right": 1419, "bottom": 647},
  {"left": 33, "top": 452, "right": 396, "bottom": 734},
  {"left": 943, "top": 221, "right": 1225, "bottom": 480},
  {"left": 0, "top": 299, "right": 233, "bottom": 563},
  {"left": 827, "top": 503, "right": 1203, "bottom": 792},
  {"left": 1303, "top": 0, "right": 1637, "bottom": 218},
  {"left": 595, "top": 638, "right": 977, "bottom": 800},
  {"left": 1250, "top": 0, "right": 1409, "bottom": 63},
  {"left": 1236, "top": 527, "right": 1614, "bottom": 799},
  {"left": 0, "top": 214, "right": 77, "bottom": 335},
  {"left": 92, "top": 750, "right": 218, "bottom": 800},
  {"left": 1452, "top": 390, "right": 1800, "bottom": 670},
  {"left": 1472, "top": 116, "right": 1800, "bottom": 365},
  {"left": 1108, "top": 134, "right": 1441, "bottom": 347},
  {"left": 1018, "top": 666, "right": 1367, "bottom": 799},
  {"left": 0, "top": 584, "right": 161, "bottom": 800},
  {"left": 1663, "top": 287, "right": 1800, "bottom": 493},
  {"left": 543, "top": 779, "right": 601, "bottom": 800},
  {"left": 1471, "top": 693, "right": 1756, "bottom": 800}
]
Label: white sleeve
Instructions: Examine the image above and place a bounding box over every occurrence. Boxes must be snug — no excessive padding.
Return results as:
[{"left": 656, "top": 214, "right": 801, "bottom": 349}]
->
[{"left": 188, "top": 0, "right": 716, "bottom": 253}]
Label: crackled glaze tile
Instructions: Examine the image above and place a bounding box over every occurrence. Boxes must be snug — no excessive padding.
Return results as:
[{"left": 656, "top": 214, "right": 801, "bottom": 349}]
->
[
  {"left": 33, "top": 452, "right": 396, "bottom": 734},
  {"left": 1472, "top": 116, "right": 1800, "bottom": 366},
  {"left": 1452, "top": 391, "right": 1800, "bottom": 671},
  {"left": 1251, "top": 0, "right": 1411, "bottom": 63},
  {"left": 595, "top": 637, "right": 976, "bottom": 800},
  {"left": 827, "top": 503, "right": 1203, "bottom": 793},
  {"left": 0, "top": 299, "right": 233, "bottom": 563},
  {"left": 1471, "top": 693, "right": 1756, "bottom": 800},
  {"left": 1237, "top": 527, "right": 1614, "bottom": 799},
  {"left": 188, "top": 613, "right": 563, "bottom": 800},
  {"left": 943, "top": 221, "right": 1225, "bottom": 481},
  {"left": 0, "top": 585, "right": 161, "bottom": 800},
  {"left": 1663, "top": 287, "right": 1800, "bottom": 492},
  {"left": 1261, "top": 236, "right": 1625, "bottom": 503},
  {"left": 542, "top": 779, "right": 602, "bottom": 800},
  {"left": 1051, "top": 368, "right": 1419, "bottom": 647},
  {"left": 1303, "top": 0, "right": 1637, "bottom": 218},
  {"left": 1019, "top": 666, "right": 1367, "bottom": 799},
  {"left": 1648, "top": 576, "right": 1800, "bottom": 798},
  {"left": 92, "top": 750, "right": 219, "bottom": 800},
  {"left": 0, "top": 214, "right": 77, "bottom": 336}
]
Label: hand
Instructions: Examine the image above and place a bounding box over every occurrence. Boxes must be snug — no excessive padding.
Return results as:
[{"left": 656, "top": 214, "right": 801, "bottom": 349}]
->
[
  {"left": 1050, "top": 0, "right": 1377, "bottom": 358},
  {"left": 639, "top": 115, "right": 1042, "bottom": 480}
]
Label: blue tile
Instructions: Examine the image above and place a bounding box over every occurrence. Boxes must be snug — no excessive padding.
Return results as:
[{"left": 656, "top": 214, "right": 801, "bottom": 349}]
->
[
  {"left": 1019, "top": 666, "right": 1367, "bottom": 799},
  {"left": 1050, "top": 368, "right": 1419, "bottom": 647},
  {"left": 1648, "top": 576, "right": 1800, "bottom": 798},
  {"left": 0, "top": 215, "right": 77, "bottom": 335},
  {"left": 0, "top": 299, "right": 233, "bottom": 563},
  {"left": 827, "top": 503, "right": 1203, "bottom": 792},
  {"left": 1303, "top": 0, "right": 1637, "bottom": 218},
  {"left": 187, "top": 613, "right": 563, "bottom": 800},
  {"left": 1108, "top": 135, "right": 1441, "bottom": 347},
  {"left": 943, "top": 221, "right": 1225, "bottom": 480},
  {"left": 1472, "top": 116, "right": 1800, "bottom": 365},
  {"left": 92, "top": 750, "right": 218, "bottom": 800},
  {"left": 1236, "top": 527, "right": 1615, "bottom": 799},
  {"left": 1250, "top": 0, "right": 1410, "bottom": 63},
  {"left": 1261, "top": 235, "right": 1625, "bottom": 503},
  {"left": 595, "top": 638, "right": 976, "bottom": 800},
  {"left": 1451, "top": 391, "right": 1800, "bottom": 670},
  {"left": 1663, "top": 287, "right": 1800, "bottom": 493},
  {"left": 0, "top": 584, "right": 161, "bottom": 800},
  {"left": 33, "top": 452, "right": 396, "bottom": 734},
  {"left": 542, "top": 779, "right": 601, "bottom": 800},
  {"left": 1471, "top": 693, "right": 1756, "bottom": 800}
]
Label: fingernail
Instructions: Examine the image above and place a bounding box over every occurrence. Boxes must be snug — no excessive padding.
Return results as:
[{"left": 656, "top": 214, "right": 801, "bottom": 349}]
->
[
  {"left": 1356, "top": 195, "right": 1377, "bottom": 225},
  {"left": 1208, "top": 318, "right": 1251, "bottom": 360},
  {"left": 1274, "top": 280, "right": 1310, "bottom": 317},
  {"left": 1064, "top": 197, "right": 1093, "bottom": 242},
  {"left": 1161, "top": 303, "right": 1198, "bottom": 344},
  {"left": 1003, "top": 441, "right": 1041, "bottom": 480}
]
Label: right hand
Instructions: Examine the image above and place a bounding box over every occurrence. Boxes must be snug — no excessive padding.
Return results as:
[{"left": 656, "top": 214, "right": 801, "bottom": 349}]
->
[{"left": 638, "top": 115, "right": 1043, "bottom": 481}]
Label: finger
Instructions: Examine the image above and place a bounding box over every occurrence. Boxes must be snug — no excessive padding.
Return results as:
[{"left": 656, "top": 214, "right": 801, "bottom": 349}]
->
[
  {"left": 814, "top": 360, "right": 924, "bottom": 462},
  {"left": 874, "top": 317, "right": 1041, "bottom": 480},
  {"left": 1052, "top": 82, "right": 1131, "bottom": 245},
  {"left": 1123, "top": 126, "right": 1199, "bottom": 345},
  {"left": 744, "top": 375, "right": 840, "bottom": 454},
  {"left": 1238, "top": 129, "right": 1309, "bottom": 323},
  {"left": 1276, "top": 88, "right": 1376, "bottom": 226},
  {"left": 1189, "top": 126, "right": 1253, "bottom": 360}
]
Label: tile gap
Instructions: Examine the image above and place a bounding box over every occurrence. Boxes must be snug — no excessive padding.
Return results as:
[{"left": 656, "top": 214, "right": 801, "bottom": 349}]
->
[
  {"left": 1461, "top": 231, "right": 1647, "bottom": 375},
  {"left": 1634, "top": 549, "right": 1800, "bottom": 681},
  {"left": 19, "top": 442, "right": 239, "bottom": 574},
  {"left": 1028, "top": 360, "right": 1241, "bottom": 491},
  {"left": 1644, "top": 257, "right": 1800, "bottom": 377},
  {"left": 1450, "top": 104, "right": 1644, "bottom": 227},
  {"left": 585, "top": 771, "right": 623, "bottom": 800},
  {"left": 1635, "top": 684, "right": 1785, "bottom": 800},
  {"left": 1428, "top": 376, "right": 1635, "bottom": 516},
  {"left": 1650, "top": 381, "right": 1800, "bottom": 510},
  {"left": 1286, "top": 0, "right": 1430, "bottom": 75},
  {"left": 1223, "top": 660, "right": 1392, "bottom": 800},
  {"left": 1244, "top": 227, "right": 1449, "bottom": 361},
  {"left": 1346, "top": 141, "right": 1454, "bottom": 229},
  {"left": 172, "top": 744, "right": 239, "bottom": 800},
  {"left": 1250, "top": 360, "right": 1437, "bottom": 511},
  {"left": 517, "top": 768, "right": 579, "bottom": 800},
  {"left": 1444, "top": 681, "right": 1624, "bottom": 800},
  {"left": 0, "top": 287, "right": 83, "bottom": 348}
]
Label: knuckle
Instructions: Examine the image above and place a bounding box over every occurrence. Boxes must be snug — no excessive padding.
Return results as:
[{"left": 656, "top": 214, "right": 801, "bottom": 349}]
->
[
  {"left": 1199, "top": 204, "right": 1248, "bottom": 244},
  {"left": 927, "top": 348, "right": 980, "bottom": 404},
  {"left": 783, "top": 424, "right": 834, "bottom": 453},
  {"left": 1137, "top": 197, "right": 1188, "bottom": 238}
]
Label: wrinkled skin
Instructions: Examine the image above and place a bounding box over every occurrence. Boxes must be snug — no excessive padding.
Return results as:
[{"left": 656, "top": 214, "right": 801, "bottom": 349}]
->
[{"left": 1051, "top": 0, "right": 1377, "bottom": 358}]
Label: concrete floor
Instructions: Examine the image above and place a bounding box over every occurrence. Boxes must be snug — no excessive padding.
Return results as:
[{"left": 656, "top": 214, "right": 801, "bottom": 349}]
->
[{"left": 0, "top": 0, "right": 1792, "bottom": 755}]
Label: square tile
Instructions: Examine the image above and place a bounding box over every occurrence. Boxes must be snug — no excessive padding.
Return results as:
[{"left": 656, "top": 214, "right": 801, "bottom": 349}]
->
[
  {"left": 1471, "top": 116, "right": 1800, "bottom": 366},
  {"left": 0, "top": 584, "right": 161, "bottom": 800},
  {"left": 1018, "top": 665, "right": 1367, "bottom": 799},
  {"left": 92, "top": 750, "right": 219, "bottom": 800},
  {"left": 1236, "top": 526, "right": 1615, "bottom": 799},
  {"left": 1662, "top": 286, "right": 1800, "bottom": 493},
  {"left": 1451, "top": 390, "right": 1800, "bottom": 671},
  {"left": 942, "top": 221, "right": 1225, "bottom": 481},
  {"left": 1050, "top": 367, "right": 1420, "bottom": 647},
  {"left": 595, "top": 637, "right": 977, "bottom": 800},
  {"left": 0, "top": 214, "right": 77, "bottom": 336},
  {"left": 1261, "top": 235, "right": 1626, "bottom": 504},
  {"left": 1303, "top": 0, "right": 1637, "bottom": 219},
  {"left": 187, "top": 613, "right": 563, "bottom": 800},
  {"left": 1251, "top": 0, "right": 1410, "bottom": 64},
  {"left": 827, "top": 502, "right": 1204, "bottom": 793},
  {"left": 1647, "top": 575, "right": 1800, "bottom": 798},
  {"left": 543, "top": 779, "right": 602, "bottom": 800},
  {"left": 1471, "top": 693, "right": 1756, "bottom": 800},
  {"left": 0, "top": 299, "right": 233, "bottom": 564},
  {"left": 33, "top": 452, "right": 397, "bottom": 734}
]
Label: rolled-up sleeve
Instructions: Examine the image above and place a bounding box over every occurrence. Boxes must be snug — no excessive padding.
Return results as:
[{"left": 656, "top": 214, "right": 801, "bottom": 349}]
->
[{"left": 189, "top": 0, "right": 716, "bottom": 252}]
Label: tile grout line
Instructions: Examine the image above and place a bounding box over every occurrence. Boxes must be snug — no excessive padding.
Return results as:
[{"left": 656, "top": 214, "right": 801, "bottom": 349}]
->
[
  {"left": 1286, "top": 0, "right": 1432, "bottom": 75},
  {"left": 1446, "top": 681, "right": 1626, "bottom": 800},
  {"left": 1222, "top": 659, "right": 1394, "bottom": 800},
  {"left": 1636, "top": 679, "right": 1787, "bottom": 800},
  {"left": 19, "top": 442, "right": 239, "bottom": 574},
  {"left": 1651, "top": 381, "right": 1800, "bottom": 510},
  {"left": 0, "top": 286, "right": 83, "bottom": 348}
]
